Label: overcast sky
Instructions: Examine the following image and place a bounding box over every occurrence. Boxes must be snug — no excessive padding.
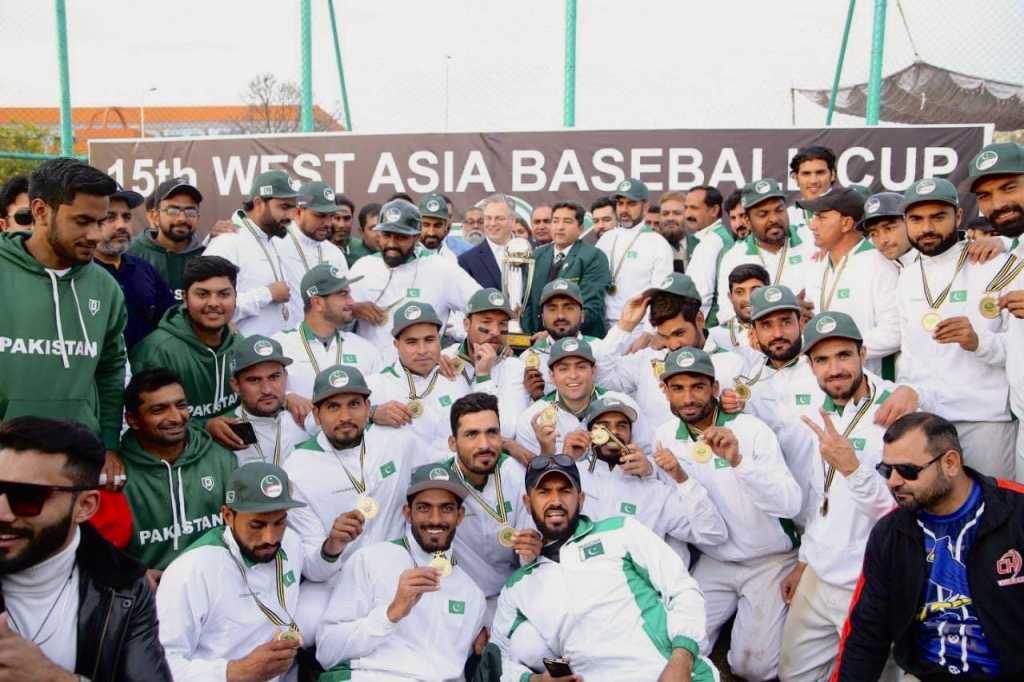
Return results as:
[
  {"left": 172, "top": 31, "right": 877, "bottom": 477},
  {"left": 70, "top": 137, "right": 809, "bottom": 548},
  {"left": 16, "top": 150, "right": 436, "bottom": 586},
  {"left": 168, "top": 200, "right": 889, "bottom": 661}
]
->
[{"left": 3, "top": 0, "right": 1021, "bottom": 133}]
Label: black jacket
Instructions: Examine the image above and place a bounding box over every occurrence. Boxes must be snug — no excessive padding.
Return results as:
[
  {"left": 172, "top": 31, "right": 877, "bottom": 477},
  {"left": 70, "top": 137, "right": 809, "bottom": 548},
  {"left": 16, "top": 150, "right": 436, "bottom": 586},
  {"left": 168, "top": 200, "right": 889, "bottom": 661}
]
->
[
  {"left": 0, "top": 523, "right": 172, "bottom": 682},
  {"left": 835, "top": 472, "right": 1024, "bottom": 681},
  {"left": 457, "top": 241, "right": 503, "bottom": 289}
]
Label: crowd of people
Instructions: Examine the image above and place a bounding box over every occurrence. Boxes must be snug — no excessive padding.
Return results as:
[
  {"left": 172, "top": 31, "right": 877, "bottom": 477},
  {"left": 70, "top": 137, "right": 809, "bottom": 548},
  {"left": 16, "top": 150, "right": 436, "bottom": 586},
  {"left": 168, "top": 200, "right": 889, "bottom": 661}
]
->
[{"left": 0, "top": 140, "right": 1023, "bottom": 682}]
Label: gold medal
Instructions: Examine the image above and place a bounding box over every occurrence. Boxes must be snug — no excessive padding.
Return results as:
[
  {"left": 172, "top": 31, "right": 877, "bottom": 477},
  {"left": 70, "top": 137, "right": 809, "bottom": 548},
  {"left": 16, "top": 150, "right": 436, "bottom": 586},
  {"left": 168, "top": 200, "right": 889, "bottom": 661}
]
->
[
  {"left": 540, "top": 406, "right": 558, "bottom": 425},
  {"left": 652, "top": 360, "right": 666, "bottom": 379},
  {"left": 590, "top": 426, "right": 610, "bottom": 445},
  {"left": 734, "top": 381, "right": 752, "bottom": 401},
  {"left": 692, "top": 441, "right": 713, "bottom": 463},
  {"left": 451, "top": 356, "right": 465, "bottom": 373},
  {"left": 819, "top": 497, "right": 829, "bottom": 517},
  {"left": 497, "top": 525, "right": 517, "bottom": 548},
  {"left": 606, "top": 283, "right": 618, "bottom": 295},
  {"left": 921, "top": 310, "right": 941, "bottom": 332},
  {"left": 275, "top": 626, "right": 302, "bottom": 644},
  {"left": 525, "top": 352, "right": 540, "bottom": 370},
  {"left": 356, "top": 495, "right": 379, "bottom": 520},
  {"left": 407, "top": 399, "right": 424, "bottom": 417},
  {"left": 979, "top": 294, "right": 1000, "bottom": 319},
  {"left": 430, "top": 554, "right": 452, "bottom": 577}
]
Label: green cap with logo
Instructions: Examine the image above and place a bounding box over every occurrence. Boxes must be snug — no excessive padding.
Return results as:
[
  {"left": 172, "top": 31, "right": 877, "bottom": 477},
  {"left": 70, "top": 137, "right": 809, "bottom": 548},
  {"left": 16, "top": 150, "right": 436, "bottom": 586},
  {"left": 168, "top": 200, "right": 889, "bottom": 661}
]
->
[
  {"left": 312, "top": 364, "right": 371, "bottom": 404},
  {"left": 466, "top": 288, "right": 513, "bottom": 317},
  {"left": 660, "top": 346, "right": 716, "bottom": 382},
  {"left": 406, "top": 462, "right": 468, "bottom": 501},
  {"left": 585, "top": 396, "right": 638, "bottom": 426},
  {"left": 250, "top": 170, "right": 298, "bottom": 200},
  {"left": 297, "top": 181, "right": 340, "bottom": 213},
  {"left": 613, "top": 177, "right": 650, "bottom": 202},
  {"left": 225, "top": 462, "right": 306, "bottom": 513},
  {"left": 959, "top": 142, "right": 1024, "bottom": 193},
  {"left": 376, "top": 199, "right": 421, "bottom": 236},
  {"left": 548, "top": 336, "right": 595, "bottom": 368},
  {"left": 802, "top": 311, "right": 863, "bottom": 354},
  {"left": 903, "top": 177, "right": 959, "bottom": 211},
  {"left": 644, "top": 272, "right": 701, "bottom": 302},
  {"left": 301, "top": 263, "right": 363, "bottom": 304},
  {"left": 539, "top": 278, "right": 583, "bottom": 306},
  {"left": 749, "top": 284, "right": 800, "bottom": 321},
  {"left": 230, "top": 335, "right": 293, "bottom": 376},
  {"left": 741, "top": 178, "right": 787, "bottom": 209},
  {"left": 391, "top": 301, "right": 443, "bottom": 338},
  {"left": 418, "top": 193, "right": 449, "bottom": 220}
]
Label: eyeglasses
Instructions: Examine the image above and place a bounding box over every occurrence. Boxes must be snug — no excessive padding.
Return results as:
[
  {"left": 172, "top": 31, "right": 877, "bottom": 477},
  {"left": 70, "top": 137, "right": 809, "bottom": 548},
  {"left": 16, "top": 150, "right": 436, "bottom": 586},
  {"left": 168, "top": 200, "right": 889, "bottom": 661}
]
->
[
  {"left": 158, "top": 206, "right": 200, "bottom": 219},
  {"left": 875, "top": 452, "right": 945, "bottom": 481},
  {"left": 0, "top": 480, "right": 96, "bottom": 517},
  {"left": 528, "top": 454, "right": 575, "bottom": 472},
  {"left": 12, "top": 208, "right": 33, "bottom": 226}
]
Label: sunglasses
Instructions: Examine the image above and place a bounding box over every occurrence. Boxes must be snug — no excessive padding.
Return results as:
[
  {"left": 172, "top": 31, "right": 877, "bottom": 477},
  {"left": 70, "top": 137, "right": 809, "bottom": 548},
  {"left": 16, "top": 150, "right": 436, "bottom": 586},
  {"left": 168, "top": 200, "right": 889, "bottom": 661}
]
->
[
  {"left": 528, "top": 454, "right": 575, "bottom": 472},
  {"left": 875, "top": 452, "right": 944, "bottom": 481},
  {"left": 0, "top": 480, "right": 96, "bottom": 517}
]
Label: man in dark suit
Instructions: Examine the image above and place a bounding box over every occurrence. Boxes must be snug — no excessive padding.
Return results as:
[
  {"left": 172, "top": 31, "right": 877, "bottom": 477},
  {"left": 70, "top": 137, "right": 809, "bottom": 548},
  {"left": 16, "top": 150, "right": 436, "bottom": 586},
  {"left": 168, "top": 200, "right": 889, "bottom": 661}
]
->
[
  {"left": 457, "top": 194, "right": 515, "bottom": 289},
  {"left": 520, "top": 201, "right": 611, "bottom": 338}
]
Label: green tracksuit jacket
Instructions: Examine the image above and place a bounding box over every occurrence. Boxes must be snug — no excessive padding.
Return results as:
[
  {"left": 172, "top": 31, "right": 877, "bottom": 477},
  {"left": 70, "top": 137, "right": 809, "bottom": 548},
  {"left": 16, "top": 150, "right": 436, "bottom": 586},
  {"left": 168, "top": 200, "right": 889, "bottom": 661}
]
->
[
  {"left": 129, "top": 304, "right": 241, "bottom": 424},
  {"left": 0, "top": 231, "right": 127, "bottom": 448},
  {"left": 120, "top": 424, "right": 238, "bottom": 570},
  {"left": 127, "top": 229, "right": 205, "bottom": 301}
]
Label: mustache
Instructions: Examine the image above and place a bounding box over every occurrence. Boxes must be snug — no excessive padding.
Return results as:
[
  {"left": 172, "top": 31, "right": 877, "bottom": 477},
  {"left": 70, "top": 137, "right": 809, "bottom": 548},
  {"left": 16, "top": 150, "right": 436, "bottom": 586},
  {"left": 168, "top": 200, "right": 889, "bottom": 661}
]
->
[
  {"left": 0, "top": 524, "right": 32, "bottom": 538},
  {"left": 990, "top": 205, "right": 1023, "bottom": 222}
]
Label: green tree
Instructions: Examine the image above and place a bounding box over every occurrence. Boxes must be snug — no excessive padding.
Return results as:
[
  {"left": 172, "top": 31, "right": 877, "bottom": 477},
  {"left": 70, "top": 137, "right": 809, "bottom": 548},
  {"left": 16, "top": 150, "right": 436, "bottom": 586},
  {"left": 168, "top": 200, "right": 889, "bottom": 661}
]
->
[{"left": 0, "top": 123, "right": 55, "bottom": 181}]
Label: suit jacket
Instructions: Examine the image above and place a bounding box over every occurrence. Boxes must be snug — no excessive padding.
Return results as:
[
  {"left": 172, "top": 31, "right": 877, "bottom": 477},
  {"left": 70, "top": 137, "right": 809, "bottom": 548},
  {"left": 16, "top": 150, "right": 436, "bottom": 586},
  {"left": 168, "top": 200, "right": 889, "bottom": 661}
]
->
[
  {"left": 520, "top": 239, "right": 610, "bottom": 338},
  {"left": 458, "top": 240, "right": 503, "bottom": 289}
]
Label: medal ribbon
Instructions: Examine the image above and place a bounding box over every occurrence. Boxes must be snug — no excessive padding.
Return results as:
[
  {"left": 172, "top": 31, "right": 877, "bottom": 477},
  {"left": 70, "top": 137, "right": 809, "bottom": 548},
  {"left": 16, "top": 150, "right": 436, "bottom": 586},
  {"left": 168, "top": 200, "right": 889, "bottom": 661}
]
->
[
  {"left": 728, "top": 318, "right": 750, "bottom": 348},
  {"left": 373, "top": 259, "right": 420, "bottom": 308},
  {"left": 818, "top": 252, "right": 852, "bottom": 312},
  {"left": 242, "top": 408, "right": 283, "bottom": 465},
  {"left": 400, "top": 537, "right": 457, "bottom": 568},
  {"left": 241, "top": 216, "right": 289, "bottom": 320},
  {"left": 453, "top": 459, "right": 508, "bottom": 525},
  {"left": 226, "top": 536, "right": 296, "bottom": 630},
  {"left": 609, "top": 228, "right": 646, "bottom": 290},
  {"left": 331, "top": 438, "right": 368, "bottom": 494},
  {"left": 820, "top": 382, "right": 875, "bottom": 511},
  {"left": 982, "top": 253, "right": 1024, "bottom": 295},
  {"left": 919, "top": 245, "right": 970, "bottom": 310},
  {"left": 404, "top": 365, "right": 442, "bottom": 401},
  {"left": 299, "top": 322, "right": 342, "bottom": 376},
  {"left": 756, "top": 238, "right": 791, "bottom": 285},
  {"left": 684, "top": 404, "right": 720, "bottom": 442},
  {"left": 554, "top": 388, "right": 600, "bottom": 419}
]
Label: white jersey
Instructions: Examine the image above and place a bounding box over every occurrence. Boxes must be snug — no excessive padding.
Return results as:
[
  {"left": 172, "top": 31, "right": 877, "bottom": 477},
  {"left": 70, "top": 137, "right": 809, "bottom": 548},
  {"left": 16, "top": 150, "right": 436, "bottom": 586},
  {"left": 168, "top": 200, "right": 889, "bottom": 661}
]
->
[
  {"left": 284, "top": 427, "right": 425, "bottom": 565},
  {"left": 204, "top": 211, "right": 296, "bottom": 337},
  {"left": 601, "top": 344, "right": 747, "bottom": 430},
  {"left": 157, "top": 526, "right": 340, "bottom": 682},
  {"left": 222, "top": 405, "right": 309, "bottom": 466},
  {"left": 596, "top": 224, "right": 674, "bottom": 322},
  {"left": 272, "top": 323, "right": 384, "bottom": 402},
  {"left": 687, "top": 220, "right": 737, "bottom": 318},
  {"left": 715, "top": 227, "right": 817, "bottom": 323},
  {"left": 789, "top": 372, "right": 901, "bottom": 589},
  {"left": 316, "top": 532, "right": 486, "bottom": 681},
  {"left": 492, "top": 515, "right": 717, "bottom": 682},
  {"left": 705, "top": 319, "right": 760, "bottom": 364},
  {"left": 520, "top": 325, "right": 637, "bottom": 395},
  {"left": 349, "top": 253, "right": 481, "bottom": 362},
  {"left": 655, "top": 411, "right": 802, "bottom": 563},
  {"left": 799, "top": 238, "right": 901, "bottom": 376},
  {"left": 897, "top": 242, "right": 1011, "bottom": 423},
  {"left": 277, "top": 222, "right": 349, "bottom": 322},
  {"left": 367, "top": 362, "right": 470, "bottom": 452},
  {"left": 514, "top": 388, "right": 652, "bottom": 457},
  {"left": 1003, "top": 241, "right": 1024, "bottom": 421},
  {"left": 442, "top": 341, "right": 530, "bottom": 440}
]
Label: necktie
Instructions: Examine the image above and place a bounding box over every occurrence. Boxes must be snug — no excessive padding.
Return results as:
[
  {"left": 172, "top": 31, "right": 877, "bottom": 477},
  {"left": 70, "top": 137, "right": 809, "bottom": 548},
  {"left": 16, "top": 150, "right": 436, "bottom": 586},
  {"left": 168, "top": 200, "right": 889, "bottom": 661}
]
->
[{"left": 548, "top": 252, "right": 565, "bottom": 282}]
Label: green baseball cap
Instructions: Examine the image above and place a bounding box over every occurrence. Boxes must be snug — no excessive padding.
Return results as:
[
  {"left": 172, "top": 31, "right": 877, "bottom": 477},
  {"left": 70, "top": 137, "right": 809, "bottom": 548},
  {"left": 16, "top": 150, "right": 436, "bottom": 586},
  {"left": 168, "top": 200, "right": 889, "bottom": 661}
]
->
[
  {"left": 585, "top": 396, "right": 637, "bottom": 426},
  {"left": 749, "top": 284, "right": 800, "bottom": 321},
  {"left": 802, "top": 311, "right": 863, "bottom": 354},
  {"left": 644, "top": 272, "right": 701, "bottom": 302},
  {"left": 230, "top": 335, "right": 293, "bottom": 376},
  {"left": 406, "top": 462, "right": 468, "bottom": 501},
  {"left": 301, "top": 263, "right": 363, "bottom": 305},
  {"left": 466, "top": 288, "right": 513, "bottom": 317},
  {"left": 225, "top": 462, "right": 306, "bottom": 513},
  {"left": 250, "top": 170, "right": 298, "bottom": 200},
  {"left": 660, "top": 346, "right": 716, "bottom": 382},
  {"left": 903, "top": 178, "right": 959, "bottom": 212},
  {"left": 392, "top": 301, "right": 443, "bottom": 338},
  {"left": 376, "top": 199, "right": 421, "bottom": 236},
  {"left": 297, "top": 181, "right": 340, "bottom": 213},
  {"left": 959, "top": 142, "right": 1024, "bottom": 193},
  {"left": 312, "top": 364, "right": 371, "bottom": 404},
  {"left": 741, "top": 178, "right": 787, "bottom": 209},
  {"left": 418, "top": 193, "right": 449, "bottom": 220},
  {"left": 613, "top": 178, "right": 649, "bottom": 202},
  {"left": 548, "top": 336, "right": 595, "bottom": 368},
  {"left": 539, "top": 278, "right": 584, "bottom": 306}
]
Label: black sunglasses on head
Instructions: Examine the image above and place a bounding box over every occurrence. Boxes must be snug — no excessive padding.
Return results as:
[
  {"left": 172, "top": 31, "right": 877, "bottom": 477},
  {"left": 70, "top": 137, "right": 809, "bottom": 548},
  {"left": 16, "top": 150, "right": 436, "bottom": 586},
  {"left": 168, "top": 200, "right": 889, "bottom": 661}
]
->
[
  {"left": 0, "top": 480, "right": 96, "bottom": 518},
  {"left": 875, "top": 452, "right": 945, "bottom": 481},
  {"left": 528, "top": 454, "right": 575, "bottom": 472}
]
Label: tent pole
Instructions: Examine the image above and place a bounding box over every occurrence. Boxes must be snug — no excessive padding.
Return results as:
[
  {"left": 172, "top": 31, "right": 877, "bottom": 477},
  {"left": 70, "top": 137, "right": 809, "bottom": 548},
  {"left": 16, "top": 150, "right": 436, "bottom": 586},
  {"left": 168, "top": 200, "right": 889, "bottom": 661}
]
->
[
  {"left": 563, "top": 0, "right": 577, "bottom": 127},
  {"left": 328, "top": 0, "right": 353, "bottom": 130},
  {"left": 866, "top": 0, "right": 887, "bottom": 125},
  {"left": 300, "top": 0, "right": 313, "bottom": 132},
  {"left": 826, "top": 0, "right": 856, "bottom": 125}
]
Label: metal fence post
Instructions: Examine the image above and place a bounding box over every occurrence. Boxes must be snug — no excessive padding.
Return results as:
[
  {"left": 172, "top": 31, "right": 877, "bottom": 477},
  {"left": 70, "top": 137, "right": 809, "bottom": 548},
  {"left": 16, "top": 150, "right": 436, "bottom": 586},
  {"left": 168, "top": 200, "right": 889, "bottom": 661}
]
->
[
  {"left": 300, "top": 0, "right": 313, "bottom": 132},
  {"left": 563, "top": 0, "right": 577, "bottom": 128},
  {"left": 55, "top": 0, "right": 73, "bottom": 156},
  {"left": 327, "top": 0, "right": 353, "bottom": 130},
  {"left": 826, "top": 0, "right": 857, "bottom": 125},
  {"left": 866, "top": 0, "right": 887, "bottom": 125}
]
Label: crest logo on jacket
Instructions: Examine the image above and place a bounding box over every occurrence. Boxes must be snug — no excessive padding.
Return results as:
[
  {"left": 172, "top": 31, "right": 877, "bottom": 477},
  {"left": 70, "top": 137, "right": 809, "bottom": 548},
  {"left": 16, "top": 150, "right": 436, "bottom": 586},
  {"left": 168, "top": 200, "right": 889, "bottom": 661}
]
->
[
  {"left": 89, "top": 299, "right": 101, "bottom": 316},
  {"left": 201, "top": 476, "right": 215, "bottom": 492}
]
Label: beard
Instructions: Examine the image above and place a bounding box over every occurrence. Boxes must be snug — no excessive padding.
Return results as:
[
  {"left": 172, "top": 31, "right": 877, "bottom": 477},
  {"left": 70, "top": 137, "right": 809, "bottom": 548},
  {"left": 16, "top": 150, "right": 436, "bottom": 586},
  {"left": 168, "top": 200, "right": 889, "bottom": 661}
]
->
[
  {"left": 910, "top": 229, "right": 958, "bottom": 257},
  {"left": 232, "top": 528, "right": 280, "bottom": 565},
  {"left": 671, "top": 397, "right": 715, "bottom": 425},
  {"left": 160, "top": 222, "right": 194, "bottom": 244},
  {"left": 823, "top": 370, "right": 864, "bottom": 403},
  {"left": 548, "top": 321, "right": 581, "bottom": 341},
  {"left": 411, "top": 519, "right": 456, "bottom": 553},
  {"left": 531, "top": 505, "right": 581, "bottom": 544},
  {"left": 763, "top": 335, "right": 802, "bottom": 364},
  {"left": 594, "top": 443, "right": 623, "bottom": 466},
  {"left": 326, "top": 428, "right": 363, "bottom": 451},
  {"left": 990, "top": 203, "right": 1024, "bottom": 239},
  {"left": 0, "top": 507, "right": 75, "bottom": 575},
  {"left": 892, "top": 469, "right": 953, "bottom": 512},
  {"left": 96, "top": 232, "right": 131, "bottom": 257},
  {"left": 382, "top": 246, "right": 412, "bottom": 268},
  {"left": 48, "top": 218, "right": 93, "bottom": 266},
  {"left": 246, "top": 396, "right": 283, "bottom": 418}
]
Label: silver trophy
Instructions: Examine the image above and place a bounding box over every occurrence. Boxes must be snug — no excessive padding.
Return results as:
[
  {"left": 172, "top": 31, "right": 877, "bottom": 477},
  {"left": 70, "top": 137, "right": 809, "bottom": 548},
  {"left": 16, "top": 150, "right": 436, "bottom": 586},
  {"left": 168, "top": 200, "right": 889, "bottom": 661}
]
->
[{"left": 501, "top": 237, "right": 535, "bottom": 348}]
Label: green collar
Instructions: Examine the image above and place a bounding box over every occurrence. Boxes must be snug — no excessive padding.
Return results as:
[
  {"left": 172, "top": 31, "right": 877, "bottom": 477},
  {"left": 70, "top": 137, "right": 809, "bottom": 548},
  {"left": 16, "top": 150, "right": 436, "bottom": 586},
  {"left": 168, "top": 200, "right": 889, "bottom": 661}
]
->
[
  {"left": 822, "top": 380, "right": 874, "bottom": 416},
  {"left": 744, "top": 225, "right": 803, "bottom": 255},
  {"left": 674, "top": 405, "right": 739, "bottom": 441}
]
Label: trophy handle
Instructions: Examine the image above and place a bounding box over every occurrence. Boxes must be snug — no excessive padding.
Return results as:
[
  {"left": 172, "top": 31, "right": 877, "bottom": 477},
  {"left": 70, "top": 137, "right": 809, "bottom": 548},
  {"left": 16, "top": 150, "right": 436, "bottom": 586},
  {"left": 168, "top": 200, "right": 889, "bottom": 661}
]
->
[{"left": 521, "top": 260, "right": 536, "bottom": 313}]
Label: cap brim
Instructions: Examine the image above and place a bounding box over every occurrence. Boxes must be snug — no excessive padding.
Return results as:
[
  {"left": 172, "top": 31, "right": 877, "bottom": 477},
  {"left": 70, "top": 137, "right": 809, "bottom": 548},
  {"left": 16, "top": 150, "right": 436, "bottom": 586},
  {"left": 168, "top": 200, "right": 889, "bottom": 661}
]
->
[
  {"left": 750, "top": 303, "right": 800, "bottom": 321},
  {"left": 540, "top": 292, "right": 583, "bottom": 306},
  {"left": 659, "top": 367, "right": 716, "bottom": 383},
  {"left": 407, "top": 480, "right": 467, "bottom": 500},
  {"left": 856, "top": 212, "right": 903, "bottom": 231},
  {"left": 159, "top": 184, "right": 203, "bottom": 204},
  {"left": 229, "top": 499, "right": 307, "bottom": 513},
  {"left": 527, "top": 468, "right": 580, "bottom": 491},
  {"left": 802, "top": 331, "right": 862, "bottom": 354},
  {"left": 111, "top": 190, "right": 145, "bottom": 209},
  {"left": 375, "top": 224, "right": 420, "bottom": 235},
  {"left": 743, "top": 192, "right": 786, "bottom": 209},
  {"left": 392, "top": 319, "right": 442, "bottom": 338},
  {"left": 233, "top": 356, "right": 293, "bottom": 376},
  {"left": 547, "top": 352, "right": 595, "bottom": 368},
  {"left": 313, "top": 385, "right": 372, "bottom": 404},
  {"left": 300, "top": 202, "right": 339, "bottom": 214},
  {"left": 795, "top": 196, "right": 834, "bottom": 212},
  {"left": 587, "top": 405, "right": 638, "bottom": 425}
]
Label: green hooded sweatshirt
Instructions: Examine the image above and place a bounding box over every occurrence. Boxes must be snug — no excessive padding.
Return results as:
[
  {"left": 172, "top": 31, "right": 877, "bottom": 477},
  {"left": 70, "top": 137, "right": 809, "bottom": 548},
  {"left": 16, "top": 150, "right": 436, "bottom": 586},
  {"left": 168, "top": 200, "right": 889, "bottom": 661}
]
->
[
  {"left": 0, "top": 232, "right": 127, "bottom": 448},
  {"left": 120, "top": 424, "right": 238, "bottom": 570},
  {"left": 127, "top": 229, "right": 205, "bottom": 301},
  {"left": 129, "top": 304, "right": 241, "bottom": 424}
]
